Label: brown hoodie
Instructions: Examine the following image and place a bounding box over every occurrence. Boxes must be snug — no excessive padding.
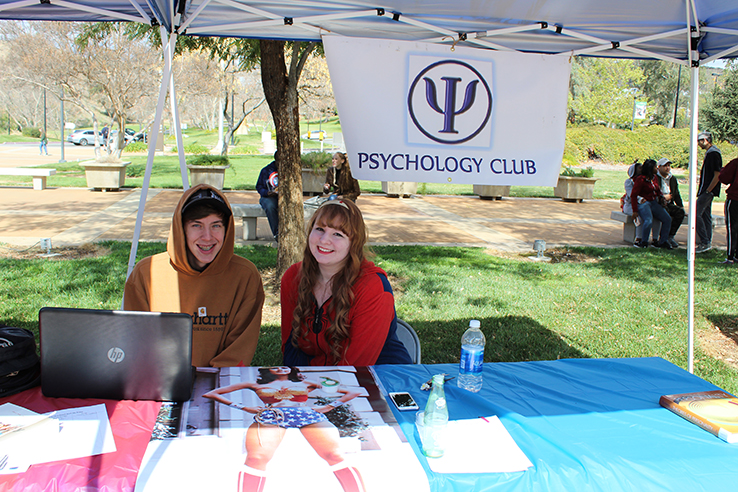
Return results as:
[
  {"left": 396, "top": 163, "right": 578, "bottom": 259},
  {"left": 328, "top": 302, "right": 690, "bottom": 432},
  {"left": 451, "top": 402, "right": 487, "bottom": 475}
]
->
[{"left": 124, "top": 184, "right": 265, "bottom": 367}]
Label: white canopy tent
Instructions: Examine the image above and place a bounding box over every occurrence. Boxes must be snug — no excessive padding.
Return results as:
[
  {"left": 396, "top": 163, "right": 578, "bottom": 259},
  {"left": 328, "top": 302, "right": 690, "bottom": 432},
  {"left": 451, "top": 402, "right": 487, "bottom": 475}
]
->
[{"left": 2, "top": 0, "right": 738, "bottom": 372}]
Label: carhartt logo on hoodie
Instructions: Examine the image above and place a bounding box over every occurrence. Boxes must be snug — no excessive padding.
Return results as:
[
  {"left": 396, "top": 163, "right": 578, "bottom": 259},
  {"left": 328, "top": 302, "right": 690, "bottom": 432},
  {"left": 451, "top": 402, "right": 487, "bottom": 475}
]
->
[{"left": 192, "top": 308, "right": 229, "bottom": 332}]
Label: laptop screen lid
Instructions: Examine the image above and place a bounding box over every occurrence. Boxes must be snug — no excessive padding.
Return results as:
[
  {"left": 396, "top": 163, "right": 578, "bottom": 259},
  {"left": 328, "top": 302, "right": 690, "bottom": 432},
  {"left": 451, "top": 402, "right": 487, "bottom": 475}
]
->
[{"left": 39, "top": 307, "right": 194, "bottom": 402}]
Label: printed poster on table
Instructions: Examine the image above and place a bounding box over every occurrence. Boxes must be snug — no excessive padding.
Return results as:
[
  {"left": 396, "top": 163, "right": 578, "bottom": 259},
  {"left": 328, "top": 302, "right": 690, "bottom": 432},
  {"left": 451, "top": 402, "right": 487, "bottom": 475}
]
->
[
  {"left": 323, "top": 35, "right": 572, "bottom": 187},
  {"left": 134, "top": 366, "right": 428, "bottom": 492}
]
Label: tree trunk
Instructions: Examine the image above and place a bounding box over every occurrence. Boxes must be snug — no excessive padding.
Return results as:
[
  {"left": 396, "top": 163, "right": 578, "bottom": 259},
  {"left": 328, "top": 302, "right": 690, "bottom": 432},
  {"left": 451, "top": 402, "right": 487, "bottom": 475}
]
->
[
  {"left": 114, "top": 114, "right": 125, "bottom": 159},
  {"left": 260, "top": 39, "right": 306, "bottom": 280}
]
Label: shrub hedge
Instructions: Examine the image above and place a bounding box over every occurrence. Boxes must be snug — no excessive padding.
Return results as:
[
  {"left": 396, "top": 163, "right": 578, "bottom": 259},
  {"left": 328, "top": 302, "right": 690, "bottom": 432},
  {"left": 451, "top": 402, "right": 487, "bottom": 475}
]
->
[
  {"left": 564, "top": 125, "right": 732, "bottom": 169},
  {"left": 301, "top": 151, "right": 333, "bottom": 170},
  {"left": 22, "top": 127, "right": 41, "bottom": 138},
  {"left": 186, "top": 155, "right": 230, "bottom": 166}
]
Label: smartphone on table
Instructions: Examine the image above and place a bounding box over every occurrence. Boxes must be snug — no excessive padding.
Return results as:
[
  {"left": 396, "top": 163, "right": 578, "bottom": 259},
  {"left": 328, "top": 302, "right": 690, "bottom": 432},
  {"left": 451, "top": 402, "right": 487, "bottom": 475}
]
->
[{"left": 389, "top": 392, "right": 419, "bottom": 411}]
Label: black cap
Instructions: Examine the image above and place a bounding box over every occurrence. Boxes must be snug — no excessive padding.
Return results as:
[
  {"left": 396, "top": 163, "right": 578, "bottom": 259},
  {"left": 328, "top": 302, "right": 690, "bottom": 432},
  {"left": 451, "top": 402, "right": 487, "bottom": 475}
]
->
[{"left": 181, "top": 188, "right": 232, "bottom": 220}]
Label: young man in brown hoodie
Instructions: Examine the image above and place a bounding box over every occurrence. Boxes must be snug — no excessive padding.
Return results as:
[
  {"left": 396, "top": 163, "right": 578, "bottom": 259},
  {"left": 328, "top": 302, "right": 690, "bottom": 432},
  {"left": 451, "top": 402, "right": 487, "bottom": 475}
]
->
[{"left": 124, "top": 184, "right": 265, "bottom": 367}]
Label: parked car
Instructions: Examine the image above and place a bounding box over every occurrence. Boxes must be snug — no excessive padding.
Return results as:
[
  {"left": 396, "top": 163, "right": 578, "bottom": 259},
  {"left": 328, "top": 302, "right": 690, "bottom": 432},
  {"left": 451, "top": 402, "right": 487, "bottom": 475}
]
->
[
  {"left": 108, "top": 129, "right": 136, "bottom": 146},
  {"left": 130, "top": 130, "right": 148, "bottom": 143},
  {"left": 67, "top": 129, "right": 103, "bottom": 146}
]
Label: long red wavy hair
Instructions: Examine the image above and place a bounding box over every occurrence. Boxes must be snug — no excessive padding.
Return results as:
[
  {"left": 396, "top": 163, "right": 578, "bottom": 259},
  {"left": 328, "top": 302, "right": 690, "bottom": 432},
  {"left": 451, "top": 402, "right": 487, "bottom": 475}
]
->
[{"left": 290, "top": 199, "right": 369, "bottom": 363}]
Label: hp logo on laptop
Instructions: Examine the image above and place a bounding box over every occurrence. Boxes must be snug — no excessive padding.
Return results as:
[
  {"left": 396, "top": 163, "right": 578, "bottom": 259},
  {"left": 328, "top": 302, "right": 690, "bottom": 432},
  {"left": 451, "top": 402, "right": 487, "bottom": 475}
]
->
[{"left": 107, "top": 347, "right": 125, "bottom": 363}]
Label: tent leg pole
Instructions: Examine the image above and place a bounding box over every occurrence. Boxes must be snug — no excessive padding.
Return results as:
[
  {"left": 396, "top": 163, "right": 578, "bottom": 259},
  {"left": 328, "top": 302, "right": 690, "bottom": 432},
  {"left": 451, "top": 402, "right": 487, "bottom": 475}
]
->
[
  {"left": 162, "top": 27, "right": 189, "bottom": 190},
  {"left": 122, "top": 27, "right": 177, "bottom": 307},
  {"left": 687, "top": 64, "right": 700, "bottom": 374}
]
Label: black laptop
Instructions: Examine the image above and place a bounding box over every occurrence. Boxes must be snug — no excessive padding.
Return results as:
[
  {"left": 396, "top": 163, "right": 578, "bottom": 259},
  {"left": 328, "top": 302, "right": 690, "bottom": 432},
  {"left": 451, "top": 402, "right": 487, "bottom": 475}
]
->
[{"left": 39, "top": 307, "right": 194, "bottom": 401}]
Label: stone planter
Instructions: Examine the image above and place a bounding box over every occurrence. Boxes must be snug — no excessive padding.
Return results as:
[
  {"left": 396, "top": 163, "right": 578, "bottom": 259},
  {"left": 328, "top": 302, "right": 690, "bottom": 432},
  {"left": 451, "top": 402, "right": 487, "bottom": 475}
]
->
[
  {"left": 302, "top": 168, "right": 326, "bottom": 196},
  {"left": 473, "top": 184, "right": 511, "bottom": 200},
  {"left": 80, "top": 161, "right": 131, "bottom": 191},
  {"left": 187, "top": 165, "right": 230, "bottom": 190},
  {"left": 382, "top": 181, "right": 417, "bottom": 198},
  {"left": 553, "top": 176, "right": 600, "bottom": 203}
]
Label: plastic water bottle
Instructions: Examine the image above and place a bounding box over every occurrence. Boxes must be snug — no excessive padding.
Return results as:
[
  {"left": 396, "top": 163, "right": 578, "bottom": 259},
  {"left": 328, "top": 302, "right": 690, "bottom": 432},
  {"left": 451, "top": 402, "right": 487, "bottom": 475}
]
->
[
  {"left": 458, "top": 320, "right": 485, "bottom": 392},
  {"left": 422, "top": 374, "right": 449, "bottom": 458}
]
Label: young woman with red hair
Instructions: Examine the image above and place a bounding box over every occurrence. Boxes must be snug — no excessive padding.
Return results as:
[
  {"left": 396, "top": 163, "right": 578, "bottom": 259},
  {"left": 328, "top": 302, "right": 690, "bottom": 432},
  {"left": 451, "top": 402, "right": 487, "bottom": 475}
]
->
[{"left": 281, "top": 199, "right": 411, "bottom": 366}]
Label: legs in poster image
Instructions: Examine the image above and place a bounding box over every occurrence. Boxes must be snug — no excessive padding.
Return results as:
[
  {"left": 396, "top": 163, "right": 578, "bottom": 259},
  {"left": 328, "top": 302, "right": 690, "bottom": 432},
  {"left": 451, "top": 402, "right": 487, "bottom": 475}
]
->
[
  {"left": 240, "top": 420, "right": 366, "bottom": 492},
  {"left": 133, "top": 367, "right": 428, "bottom": 492},
  {"left": 134, "top": 424, "right": 424, "bottom": 492}
]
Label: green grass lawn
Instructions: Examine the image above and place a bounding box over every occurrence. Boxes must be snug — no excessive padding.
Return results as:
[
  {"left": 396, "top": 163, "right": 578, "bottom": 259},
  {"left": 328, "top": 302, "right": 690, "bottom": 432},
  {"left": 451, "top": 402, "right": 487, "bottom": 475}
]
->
[{"left": 2, "top": 242, "right": 736, "bottom": 394}]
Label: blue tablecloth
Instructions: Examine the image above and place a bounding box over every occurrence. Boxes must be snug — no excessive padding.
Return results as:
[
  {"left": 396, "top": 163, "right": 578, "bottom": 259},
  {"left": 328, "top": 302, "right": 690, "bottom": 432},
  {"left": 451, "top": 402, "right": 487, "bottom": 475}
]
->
[{"left": 373, "top": 357, "right": 738, "bottom": 492}]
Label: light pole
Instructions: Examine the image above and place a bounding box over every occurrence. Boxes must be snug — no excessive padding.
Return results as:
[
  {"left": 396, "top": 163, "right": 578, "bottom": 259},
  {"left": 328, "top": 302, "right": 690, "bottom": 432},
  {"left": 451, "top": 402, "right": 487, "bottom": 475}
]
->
[
  {"left": 672, "top": 65, "right": 682, "bottom": 128},
  {"left": 59, "top": 86, "right": 66, "bottom": 163},
  {"left": 630, "top": 89, "right": 638, "bottom": 131},
  {"left": 43, "top": 88, "right": 47, "bottom": 141}
]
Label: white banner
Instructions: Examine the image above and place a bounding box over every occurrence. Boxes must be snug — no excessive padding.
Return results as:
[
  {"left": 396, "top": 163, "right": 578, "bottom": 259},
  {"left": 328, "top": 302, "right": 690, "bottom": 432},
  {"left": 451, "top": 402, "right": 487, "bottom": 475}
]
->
[
  {"left": 634, "top": 101, "right": 647, "bottom": 120},
  {"left": 323, "top": 36, "right": 572, "bottom": 186}
]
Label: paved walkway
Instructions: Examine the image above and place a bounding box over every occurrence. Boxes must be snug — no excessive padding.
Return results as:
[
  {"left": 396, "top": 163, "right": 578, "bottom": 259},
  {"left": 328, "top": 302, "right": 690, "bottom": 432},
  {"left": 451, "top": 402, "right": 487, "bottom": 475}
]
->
[
  {"left": 0, "top": 142, "right": 726, "bottom": 253},
  {"left": 0, "top": 186, "right": 726, "bottom": 253}
]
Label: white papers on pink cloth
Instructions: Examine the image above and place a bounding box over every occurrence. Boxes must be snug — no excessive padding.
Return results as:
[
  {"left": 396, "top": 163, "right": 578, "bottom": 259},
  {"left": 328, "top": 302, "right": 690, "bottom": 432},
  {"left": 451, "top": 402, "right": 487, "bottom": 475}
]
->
[{"left": 424, "top": 416, "right": 533, "bottom": 474}]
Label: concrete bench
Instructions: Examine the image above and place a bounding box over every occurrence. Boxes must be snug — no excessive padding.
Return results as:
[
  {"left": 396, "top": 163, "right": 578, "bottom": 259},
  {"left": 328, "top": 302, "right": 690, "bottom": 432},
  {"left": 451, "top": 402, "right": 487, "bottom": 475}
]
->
[
  {"left": 611, "top": 210, "right": 725, "bottom": 243},
  {"left": 231, "top": 204, "right": 267, "bottom": 240},
  {"left": 0, "top": 168, "right": 56, "bottom": 190},
  {"left": 231, "top": 202, "right": 320, "bottom": 241}
]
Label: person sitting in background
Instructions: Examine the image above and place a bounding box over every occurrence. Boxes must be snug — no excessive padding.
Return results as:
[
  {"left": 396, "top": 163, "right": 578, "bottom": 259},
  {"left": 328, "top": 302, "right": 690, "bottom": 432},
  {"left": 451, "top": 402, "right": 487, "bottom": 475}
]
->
[
  {"left": 631, "top": 159, "right": 673, "bottom": 249},
  {"left": 654, "top": 158, "right": 685, "bottom": 248},
  {"left": 124, "top": 184, "right": 265, "bottom": 367},
  {"left": 622, "top": 161, "right": 645, "bottom": 247},
  {"left": 323, "top": 152, "right": 361, "bottom": 202},
  {"left": 281, "top": 199, "right": 411, "bottom": 366},
  {"left": 256, "top": 151, "right": 279, "bottom": 241},
  {"left": 718, "top": 157, "right": 738, "bottom": 265}
]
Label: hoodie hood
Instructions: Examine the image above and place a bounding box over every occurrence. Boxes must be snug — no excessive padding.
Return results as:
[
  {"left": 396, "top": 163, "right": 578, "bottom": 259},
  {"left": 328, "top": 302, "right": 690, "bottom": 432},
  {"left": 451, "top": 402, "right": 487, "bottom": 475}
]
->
[{"left": 167, "top": 184, "right": 235, "bottom": 276}]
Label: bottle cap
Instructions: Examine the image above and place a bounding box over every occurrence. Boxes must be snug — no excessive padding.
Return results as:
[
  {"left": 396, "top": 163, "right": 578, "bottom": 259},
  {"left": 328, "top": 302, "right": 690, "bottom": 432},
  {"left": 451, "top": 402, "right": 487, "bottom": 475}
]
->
[{"left": 469, "top": 320, "right": 481, "bottom": 329}]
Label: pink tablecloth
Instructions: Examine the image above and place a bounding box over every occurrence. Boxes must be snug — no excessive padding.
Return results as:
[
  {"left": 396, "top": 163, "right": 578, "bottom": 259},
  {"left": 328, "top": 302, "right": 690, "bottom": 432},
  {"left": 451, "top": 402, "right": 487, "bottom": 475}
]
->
[{"left": 0, "top": 387, "right": 160, "bottom": 492}]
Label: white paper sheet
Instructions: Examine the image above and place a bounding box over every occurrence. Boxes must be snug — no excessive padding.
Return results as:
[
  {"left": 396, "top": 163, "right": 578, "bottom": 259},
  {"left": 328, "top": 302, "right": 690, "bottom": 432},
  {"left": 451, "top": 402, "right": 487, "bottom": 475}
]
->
[
  {"left": 0, "top": 403, "right": 116, "bottom": 475},
  {"left": 39, "top": 404, "right": 117, "bottom": 463},
  {"left": 423, "top": 416, "right": 533, "bottom": 474}
]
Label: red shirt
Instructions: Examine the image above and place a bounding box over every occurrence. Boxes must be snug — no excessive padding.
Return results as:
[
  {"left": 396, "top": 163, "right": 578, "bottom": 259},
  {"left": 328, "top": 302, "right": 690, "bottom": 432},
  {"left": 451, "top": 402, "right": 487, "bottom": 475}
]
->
[
  {"left": 280, "top": 260, "right": 397, "bottom": 366},
  {"left": 631, "top": 174, "right": 663, "bottom": 213}
]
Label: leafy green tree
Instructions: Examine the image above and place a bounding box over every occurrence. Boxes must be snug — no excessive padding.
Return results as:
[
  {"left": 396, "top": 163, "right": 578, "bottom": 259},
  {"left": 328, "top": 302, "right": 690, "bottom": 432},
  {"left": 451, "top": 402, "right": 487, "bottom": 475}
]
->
[
  {"left": 701, "top": 61, "right": 738, "bottom": 142},
  {"left": 569, "top": 58, "right": 646, "bottom": 128},
  {"left": 638, "top": 60, "right": 689, "bottom": 128}
]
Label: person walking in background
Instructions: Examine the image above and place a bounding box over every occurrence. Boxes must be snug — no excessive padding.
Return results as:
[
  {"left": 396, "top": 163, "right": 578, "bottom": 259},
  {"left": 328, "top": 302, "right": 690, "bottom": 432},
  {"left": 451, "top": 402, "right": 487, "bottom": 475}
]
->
[
  {"left": 623, "top": 161, "right": 645, "bottom": 247},
  {"left": 323, "top": 152, "right": 361, "bottom": 202},
  {"left": 718, "top": 157, "right": 738, "bottom": 265},
  {"left": 256, "top": 150, "right": 279, "bottom": 241},
  {"left": 631, "top": 159, "right": 673, "bottom": 249},
  {"left": 39, "top": 130, "right": 48, "bottom": 155},
  {"left": 654, "top": 158, "right": 685, "bottom": 248},
  {"left": 695, "top": 131, "right": 722, "bottom": 253}
]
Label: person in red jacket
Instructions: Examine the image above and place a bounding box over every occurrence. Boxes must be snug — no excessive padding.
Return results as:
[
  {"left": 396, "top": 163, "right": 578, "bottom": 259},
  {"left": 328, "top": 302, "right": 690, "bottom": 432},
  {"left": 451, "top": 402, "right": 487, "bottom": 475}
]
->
[
  {"left": 718, "top": 157, "right": 738, "bottom": 264},
  {"left": 631, "top": 159, "right": 673, "bottom": 249},
  {"left": 281, "top": 199, "right": 411, "bottom": 366}
]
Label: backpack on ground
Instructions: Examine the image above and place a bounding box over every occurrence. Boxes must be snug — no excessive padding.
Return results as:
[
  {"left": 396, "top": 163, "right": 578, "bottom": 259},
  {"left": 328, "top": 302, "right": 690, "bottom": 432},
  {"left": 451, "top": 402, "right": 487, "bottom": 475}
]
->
[{"left": 0, "top": 325, "right": 41, "bottom": 398}]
